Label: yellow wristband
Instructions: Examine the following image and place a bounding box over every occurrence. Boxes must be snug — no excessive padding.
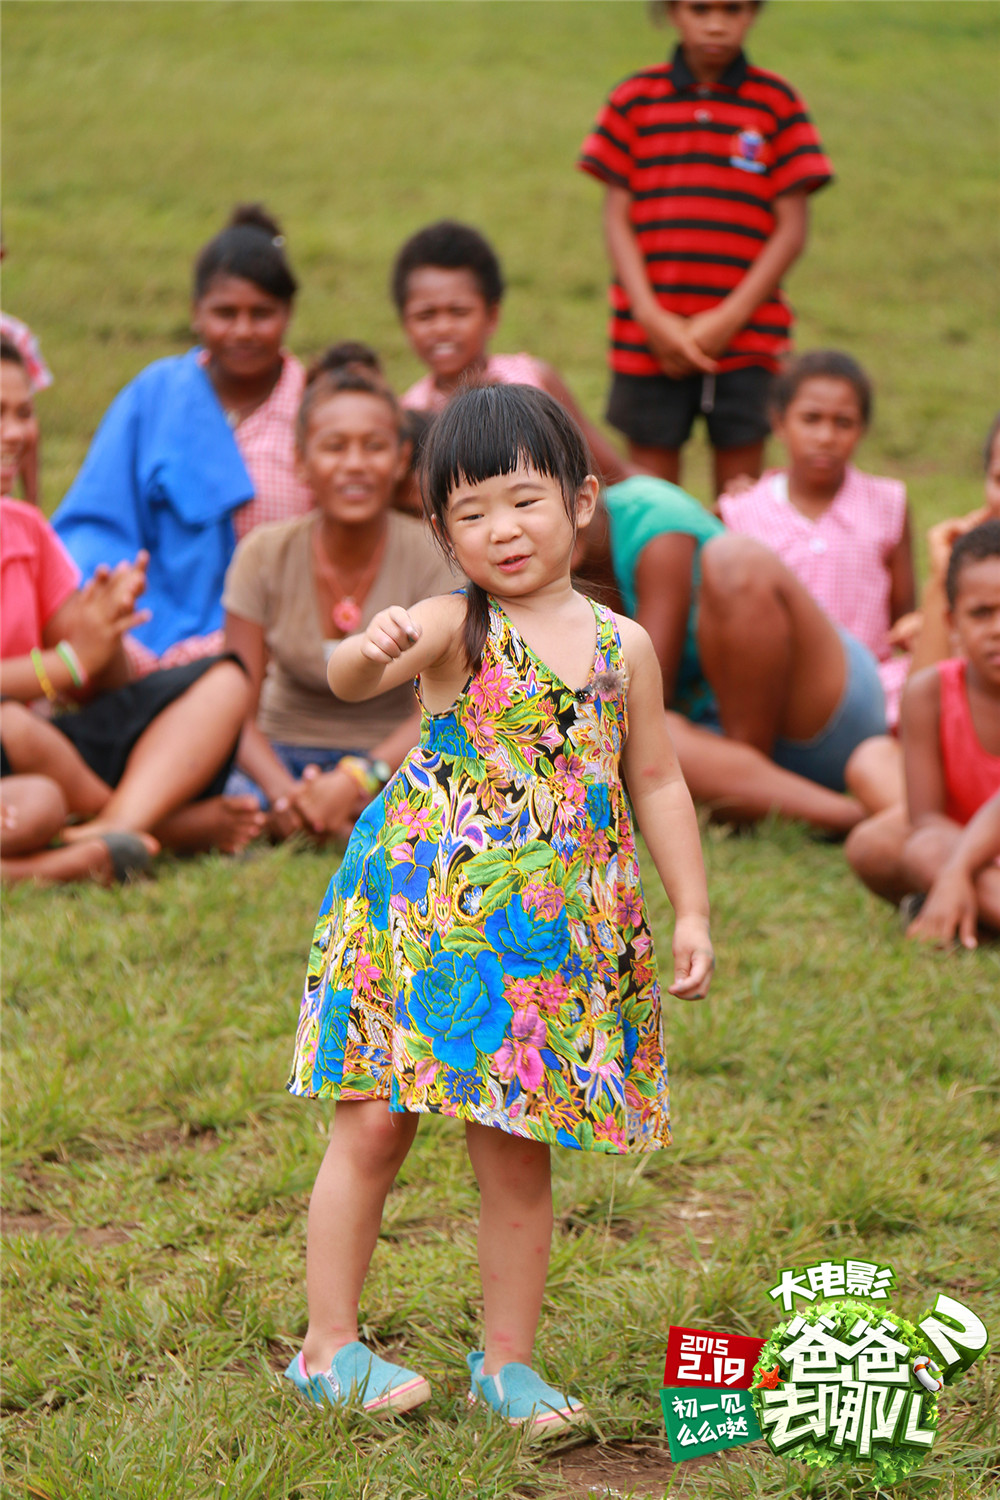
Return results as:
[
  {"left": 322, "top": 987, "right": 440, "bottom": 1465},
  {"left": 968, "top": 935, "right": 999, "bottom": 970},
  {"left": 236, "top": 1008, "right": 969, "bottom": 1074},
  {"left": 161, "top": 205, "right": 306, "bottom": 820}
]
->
[
  {"left": 30, "top": 648, "right": 60, "bottom": 703},
  {"left": 338, "top": 755, "right": 379, "bottom": 796}
]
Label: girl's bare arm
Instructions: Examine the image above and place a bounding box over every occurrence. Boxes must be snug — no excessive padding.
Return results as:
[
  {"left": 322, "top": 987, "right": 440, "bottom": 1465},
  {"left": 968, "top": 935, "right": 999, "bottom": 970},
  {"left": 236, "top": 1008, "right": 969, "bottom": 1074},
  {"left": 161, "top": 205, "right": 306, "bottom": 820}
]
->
[
  {"left": 887, "top": 508, "right": 916, "bottom": 623},
  {"left": 327, "top": 592, "right": 467, "bottom": 702},
  {"left": 618, "top": 618, "right": 713, "bottom": 997},
  {"left": 899, "top": 667, "right": 947, "bottom": 825}
]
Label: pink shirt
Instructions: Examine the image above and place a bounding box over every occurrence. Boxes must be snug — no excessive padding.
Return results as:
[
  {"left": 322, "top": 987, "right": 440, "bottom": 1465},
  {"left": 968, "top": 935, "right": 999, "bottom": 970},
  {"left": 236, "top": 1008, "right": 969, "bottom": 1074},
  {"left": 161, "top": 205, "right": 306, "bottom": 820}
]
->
[
  {"left": 401, "top": 353, "right": 547, "bottom": 413},
  {"left": 720, "top": 466, "right": 909, "bottom": 727},
  {"left": 1, "top": 497, "right": 80, "bottom": 658},
  {"left": 197, "top": 352, "right": 313, "bottom": 539}
]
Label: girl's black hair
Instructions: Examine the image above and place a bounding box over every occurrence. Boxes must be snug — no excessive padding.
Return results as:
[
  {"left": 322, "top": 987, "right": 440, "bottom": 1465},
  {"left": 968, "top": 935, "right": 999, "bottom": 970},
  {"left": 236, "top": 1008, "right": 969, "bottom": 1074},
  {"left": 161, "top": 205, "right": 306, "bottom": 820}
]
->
[
  {"left": 193, "top": 203, "right": 298, "bottom": 303},
  {"left": 946, "top": 518, "right": 1000, "bottom": 609},
  {"left": 296, "top": 341, "right": 403, "bottom": 450},
  {"left": 391, "top": 220, "right": 504, "bottom": 311},
  {"left": 0, "top": 336, "right": 25, "bottom": 367},
  {"left": 421, "top": 383, "right": 592, "bottom": 670},
  {"left": 769, "top": 349, "right": 873, "bottom": 427}
]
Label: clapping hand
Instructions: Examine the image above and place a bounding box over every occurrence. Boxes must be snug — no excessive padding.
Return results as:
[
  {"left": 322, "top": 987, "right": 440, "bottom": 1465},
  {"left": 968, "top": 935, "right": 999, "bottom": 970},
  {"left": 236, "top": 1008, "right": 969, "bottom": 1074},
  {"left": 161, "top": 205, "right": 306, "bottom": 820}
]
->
[{"left": 70, "top": 551, "right": 151, "bottom": 675}]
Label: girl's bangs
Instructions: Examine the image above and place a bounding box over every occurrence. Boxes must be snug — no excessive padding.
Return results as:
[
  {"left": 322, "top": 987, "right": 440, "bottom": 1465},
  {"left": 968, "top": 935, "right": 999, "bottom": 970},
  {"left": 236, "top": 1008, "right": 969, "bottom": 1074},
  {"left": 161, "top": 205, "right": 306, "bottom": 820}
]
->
[{"left": 423, "top": 385, "right": 588, "bottom": 515}]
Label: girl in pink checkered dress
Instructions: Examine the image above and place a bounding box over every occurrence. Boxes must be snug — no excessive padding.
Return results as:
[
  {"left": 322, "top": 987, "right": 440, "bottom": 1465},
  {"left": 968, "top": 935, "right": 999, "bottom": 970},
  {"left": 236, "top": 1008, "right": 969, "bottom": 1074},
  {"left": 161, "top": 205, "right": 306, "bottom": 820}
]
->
[{"left": 720, "top": 352, "right": 915, "bottom": 751}]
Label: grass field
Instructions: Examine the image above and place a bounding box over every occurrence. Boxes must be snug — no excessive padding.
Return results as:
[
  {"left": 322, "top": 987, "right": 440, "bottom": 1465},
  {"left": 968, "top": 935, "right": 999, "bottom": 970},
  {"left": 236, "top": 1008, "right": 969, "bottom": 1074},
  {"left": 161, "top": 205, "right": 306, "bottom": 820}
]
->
[{"left": 2, "top": 3, "right": 1000, "bottom": 1497}]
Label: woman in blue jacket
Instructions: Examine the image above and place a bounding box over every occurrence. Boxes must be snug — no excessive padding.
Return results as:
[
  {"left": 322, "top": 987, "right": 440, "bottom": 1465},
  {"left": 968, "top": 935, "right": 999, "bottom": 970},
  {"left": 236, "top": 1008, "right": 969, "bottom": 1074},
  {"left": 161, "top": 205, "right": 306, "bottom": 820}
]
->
[{"left": 53, "top": 205, "right": 311, "bottom": 666}]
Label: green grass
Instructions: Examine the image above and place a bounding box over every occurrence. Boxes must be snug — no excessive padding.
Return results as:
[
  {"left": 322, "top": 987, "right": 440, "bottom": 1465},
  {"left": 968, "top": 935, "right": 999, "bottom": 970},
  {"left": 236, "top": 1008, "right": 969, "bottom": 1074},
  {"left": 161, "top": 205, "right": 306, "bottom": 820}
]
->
[
  {"left": 3, "top": 1, "right": 998, "bottom": 536},
  {"left": 3, "top": 832, "right": 998, "bottom": 1498},
  {"left": 3, "top": 3, "right": 1000, "bottom": 1495}
]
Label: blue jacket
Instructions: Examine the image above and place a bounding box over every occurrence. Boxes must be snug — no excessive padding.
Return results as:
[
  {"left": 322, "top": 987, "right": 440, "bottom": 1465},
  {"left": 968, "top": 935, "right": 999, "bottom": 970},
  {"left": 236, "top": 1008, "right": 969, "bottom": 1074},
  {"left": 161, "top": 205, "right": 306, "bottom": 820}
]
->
[{"left": 53, "top": 350, "right": 254, "bottom": 655}]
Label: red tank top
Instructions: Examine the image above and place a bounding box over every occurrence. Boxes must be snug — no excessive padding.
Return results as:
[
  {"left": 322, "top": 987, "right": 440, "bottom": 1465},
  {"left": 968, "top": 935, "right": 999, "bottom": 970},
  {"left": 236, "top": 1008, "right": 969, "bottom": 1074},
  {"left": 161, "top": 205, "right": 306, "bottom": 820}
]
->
[{"left": 938, "top": 658, "right": 1000, "bottom": 825}]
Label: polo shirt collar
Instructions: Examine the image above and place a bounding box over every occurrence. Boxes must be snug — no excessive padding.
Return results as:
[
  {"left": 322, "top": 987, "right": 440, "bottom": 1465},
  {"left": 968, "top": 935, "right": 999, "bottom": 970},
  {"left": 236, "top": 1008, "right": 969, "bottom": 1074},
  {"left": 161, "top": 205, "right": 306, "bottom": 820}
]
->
[{"left": 668, "top": 43, "right": 749, "bottom": 91}]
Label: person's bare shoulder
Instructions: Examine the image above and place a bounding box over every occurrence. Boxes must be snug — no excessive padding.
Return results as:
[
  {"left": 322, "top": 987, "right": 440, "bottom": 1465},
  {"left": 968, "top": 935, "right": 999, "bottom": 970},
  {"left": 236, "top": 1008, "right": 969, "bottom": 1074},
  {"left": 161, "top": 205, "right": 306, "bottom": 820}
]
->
[{"left": 613, "top": 613, "right": 659, "bottom": 678}]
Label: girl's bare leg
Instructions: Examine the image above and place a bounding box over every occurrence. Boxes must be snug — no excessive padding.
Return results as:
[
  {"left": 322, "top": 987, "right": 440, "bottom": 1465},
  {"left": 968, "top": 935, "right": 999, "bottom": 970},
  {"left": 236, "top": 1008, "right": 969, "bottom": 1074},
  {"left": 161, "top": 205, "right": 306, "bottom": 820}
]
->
[
  {"left": 0, "top": 775, "right": 156, "bottom": 884},
  {"left": 713, "top": 440, "right": 764, "bottom": 497},
  {"left": 698, "top": 534, "right": 846, "bottom": 753},
  {"left": 844, "top": 807, "right": 911, "bottom": 902},
  {"left": 627, "top": 443, "right": 680, "bottom": 484},
  {"left": 301, "top": 1101, "right": 418, "bottom": 1375},
  {"left": 1, "top": 774, "right": 68, "bottom": 855},
  {"left": 1, "top": 839, "right": 137, "bottom": 885},
  {"left": 153, "top": 795, "right": 265, "bottom": 855},
  {"left": 845, "top": 736, "right": 904, "bottom": 814},
  {"left": 666, "top": 713, "right": 864, "bottom": 833},
  {"left": 63, "top": 662, "right": 250, "bottom": 840},
  {"left": 465, "top": 1122, "right": 552, "bottom": 1375},
  {"left": 972, "top": 868, "right": 1000, "bottom": 930},
  {"left": 904, "top": 821, "right": 1000, "bottom": 932},
  {"left": 0, "top": 703, "right": 110, "bottom": 817}
]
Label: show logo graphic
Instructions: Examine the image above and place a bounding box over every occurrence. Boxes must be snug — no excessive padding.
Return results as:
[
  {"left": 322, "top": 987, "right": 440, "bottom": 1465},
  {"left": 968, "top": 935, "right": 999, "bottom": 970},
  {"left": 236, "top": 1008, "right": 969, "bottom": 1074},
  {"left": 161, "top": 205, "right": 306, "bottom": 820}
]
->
[{"left": 660, "top": 1259, "right": 989, "bottom": 1484}]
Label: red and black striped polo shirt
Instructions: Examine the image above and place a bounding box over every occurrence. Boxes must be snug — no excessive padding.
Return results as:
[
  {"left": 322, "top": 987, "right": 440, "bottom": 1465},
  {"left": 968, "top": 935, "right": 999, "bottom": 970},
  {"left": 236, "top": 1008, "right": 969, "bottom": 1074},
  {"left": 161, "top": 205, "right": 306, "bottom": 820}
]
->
[{"left": 578, "top": 48, "right": 833, "bottom": 376}]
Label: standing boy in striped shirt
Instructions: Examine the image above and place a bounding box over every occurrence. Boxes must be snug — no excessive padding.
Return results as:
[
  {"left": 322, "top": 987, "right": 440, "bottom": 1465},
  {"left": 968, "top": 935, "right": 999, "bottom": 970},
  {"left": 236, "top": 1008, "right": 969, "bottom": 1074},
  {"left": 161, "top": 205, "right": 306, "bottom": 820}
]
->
[{"left": 579, "top": 0, "right": 832, "bottom": 495}]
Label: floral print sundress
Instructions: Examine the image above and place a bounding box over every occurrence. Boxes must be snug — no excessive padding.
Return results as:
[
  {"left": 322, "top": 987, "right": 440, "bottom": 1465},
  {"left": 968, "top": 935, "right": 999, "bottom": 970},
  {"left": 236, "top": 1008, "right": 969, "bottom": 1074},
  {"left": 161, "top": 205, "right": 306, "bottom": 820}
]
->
[{"left": 288, "top": 596, "right": 670, "bottom": 1154}]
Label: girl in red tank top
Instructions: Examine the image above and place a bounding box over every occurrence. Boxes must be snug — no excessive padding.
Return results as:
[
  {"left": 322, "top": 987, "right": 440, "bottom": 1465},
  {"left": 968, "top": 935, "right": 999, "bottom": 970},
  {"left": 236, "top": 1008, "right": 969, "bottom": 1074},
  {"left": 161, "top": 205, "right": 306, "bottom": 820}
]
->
[
  {"left": 938, "top": 657, "right": 1000, "bottom": 825},
  {"left": 846, "top": 519, "right": 1000, "bottom": 946}
]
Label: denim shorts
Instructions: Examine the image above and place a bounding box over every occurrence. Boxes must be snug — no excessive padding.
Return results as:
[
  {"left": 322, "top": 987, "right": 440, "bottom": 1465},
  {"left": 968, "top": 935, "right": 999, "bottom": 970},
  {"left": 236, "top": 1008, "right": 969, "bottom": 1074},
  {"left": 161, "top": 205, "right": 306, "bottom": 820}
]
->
[
  {"left": 225, "top": 741, "right": 366, "bottom": 809},
  {"left": 695, "top": 629, "right": 886, "bottom": 792},
  {"left": 771, "top": 629, "right": 887, "bottom": 792}
]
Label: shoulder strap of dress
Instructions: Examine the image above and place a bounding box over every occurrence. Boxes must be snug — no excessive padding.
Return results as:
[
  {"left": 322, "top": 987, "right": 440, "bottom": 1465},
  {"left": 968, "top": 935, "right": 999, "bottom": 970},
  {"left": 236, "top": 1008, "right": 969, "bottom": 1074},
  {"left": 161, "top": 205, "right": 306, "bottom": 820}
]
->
[{"left": 592, "top": 599, "right": 624, "bottom": 668}]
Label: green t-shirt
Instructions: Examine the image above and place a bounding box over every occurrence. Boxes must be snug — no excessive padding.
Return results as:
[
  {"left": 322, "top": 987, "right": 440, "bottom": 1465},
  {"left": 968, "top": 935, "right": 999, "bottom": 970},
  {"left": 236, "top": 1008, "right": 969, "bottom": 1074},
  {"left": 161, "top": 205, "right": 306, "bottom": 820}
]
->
[{"left": 604, "top": 476, "right": 725, "bottom": 722}]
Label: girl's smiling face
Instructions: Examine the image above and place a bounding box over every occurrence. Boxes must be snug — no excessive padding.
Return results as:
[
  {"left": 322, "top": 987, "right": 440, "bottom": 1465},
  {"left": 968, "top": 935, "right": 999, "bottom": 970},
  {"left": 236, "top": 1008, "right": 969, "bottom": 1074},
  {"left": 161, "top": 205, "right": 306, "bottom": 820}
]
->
[
  {"left": 444, "top": 463, "right": 597, "bottom": 597},
  {"left": 401, "top": 267, "right": 499, "bottom": 383},
  {"left": 298, "top": 391, "right": 408, "bottom": 527},
  {"left": 192, "top": 272, "right": 290, "bottom": 383},
  {"left": 773, "top": 376, "right": 866, "bottom": 486},
  {"left": 0, "top": 358, "right": 36, "bottom": 493}
]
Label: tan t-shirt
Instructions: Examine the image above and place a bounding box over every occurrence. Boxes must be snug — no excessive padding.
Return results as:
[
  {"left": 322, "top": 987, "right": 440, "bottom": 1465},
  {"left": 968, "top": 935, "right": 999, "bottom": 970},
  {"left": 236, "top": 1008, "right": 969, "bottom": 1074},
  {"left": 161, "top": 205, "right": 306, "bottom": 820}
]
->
[{"left": 223, "top": 511, "right": 458, "bottom": 749}]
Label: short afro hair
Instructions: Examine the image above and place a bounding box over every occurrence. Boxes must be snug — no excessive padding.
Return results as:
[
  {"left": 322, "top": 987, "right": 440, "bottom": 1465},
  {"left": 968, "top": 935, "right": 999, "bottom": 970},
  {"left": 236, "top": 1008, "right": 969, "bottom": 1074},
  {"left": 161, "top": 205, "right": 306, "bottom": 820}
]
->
[{"left": 391, "top": 220, "right": 504, "bottom": 312}]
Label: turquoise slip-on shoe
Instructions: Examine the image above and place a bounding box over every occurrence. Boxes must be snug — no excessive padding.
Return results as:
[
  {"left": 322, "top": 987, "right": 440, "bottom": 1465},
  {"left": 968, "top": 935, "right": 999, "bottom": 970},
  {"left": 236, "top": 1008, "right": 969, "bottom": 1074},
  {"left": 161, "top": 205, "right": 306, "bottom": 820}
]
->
[
  {"left": 467, "top": 1349, "right": 584, "bottom": 1436},
  {"left": 284, "top": 1343, "right": 430, "bottom": 1415}
]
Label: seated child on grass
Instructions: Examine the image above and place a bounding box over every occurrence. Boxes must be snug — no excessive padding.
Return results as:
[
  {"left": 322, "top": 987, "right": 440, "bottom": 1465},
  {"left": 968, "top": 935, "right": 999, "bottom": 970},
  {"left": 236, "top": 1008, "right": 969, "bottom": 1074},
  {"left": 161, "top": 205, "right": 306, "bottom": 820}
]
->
[
  {"left": 720, "top": 351, "right": 915, "bottom": 734},
  {"left": 0, "top": 342, "right": 260, "bottom": 882},
  {"left": 392, "top": 219, "right": 632, "bottom": 485},
  {"left": 845, "top": 520, "right": 1000, "bottom": 947}
]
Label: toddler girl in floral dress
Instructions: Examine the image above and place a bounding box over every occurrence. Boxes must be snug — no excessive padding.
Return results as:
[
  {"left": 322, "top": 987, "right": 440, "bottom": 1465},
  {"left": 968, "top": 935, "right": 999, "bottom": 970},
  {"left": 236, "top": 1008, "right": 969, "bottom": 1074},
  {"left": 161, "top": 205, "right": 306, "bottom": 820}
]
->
[{"left": 284, "top": 384, "right": 713, "bottom": 1430}]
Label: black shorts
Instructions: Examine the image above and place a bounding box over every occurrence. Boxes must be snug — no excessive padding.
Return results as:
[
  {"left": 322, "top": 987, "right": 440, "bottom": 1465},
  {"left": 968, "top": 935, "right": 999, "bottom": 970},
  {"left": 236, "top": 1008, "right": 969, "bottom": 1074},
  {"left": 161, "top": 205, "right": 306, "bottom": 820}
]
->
[
  {"left": 0, "top": 656, "right": 242, "bottom": 798},
  {"left": 606, "top": 366, "right": 772, "bottom": 452}
]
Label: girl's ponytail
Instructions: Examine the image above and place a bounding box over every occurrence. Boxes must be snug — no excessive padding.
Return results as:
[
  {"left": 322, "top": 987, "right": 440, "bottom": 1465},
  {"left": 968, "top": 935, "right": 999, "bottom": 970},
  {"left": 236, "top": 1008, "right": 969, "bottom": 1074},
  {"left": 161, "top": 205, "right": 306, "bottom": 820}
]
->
[{"left": 462, "top": 582, "right": 491, "bottom": 675}]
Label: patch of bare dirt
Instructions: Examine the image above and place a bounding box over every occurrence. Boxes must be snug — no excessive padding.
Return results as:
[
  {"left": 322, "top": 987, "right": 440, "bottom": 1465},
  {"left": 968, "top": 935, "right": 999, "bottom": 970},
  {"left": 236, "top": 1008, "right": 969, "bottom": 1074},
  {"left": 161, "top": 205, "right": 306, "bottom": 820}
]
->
[
  {"left": 648, "top": 1189, "right": 754, "bottom": 1266},
  {"left": 547, "top": 1438, "right": 758, "bottom": 1498},
  {"left": 0, "top": 1208, "right": 136, "bottom": 1245}
]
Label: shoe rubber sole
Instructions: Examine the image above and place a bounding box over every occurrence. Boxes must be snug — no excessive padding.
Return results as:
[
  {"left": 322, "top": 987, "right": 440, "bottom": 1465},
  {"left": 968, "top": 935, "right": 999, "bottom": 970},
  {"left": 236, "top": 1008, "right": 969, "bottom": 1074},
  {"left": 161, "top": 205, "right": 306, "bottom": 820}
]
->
[
  {"left": 363, "top": 1373, "right": 432, "bottom": 1414},
  {"left": 466, "top": 1389, "right": 584, "bottom": 1437}
]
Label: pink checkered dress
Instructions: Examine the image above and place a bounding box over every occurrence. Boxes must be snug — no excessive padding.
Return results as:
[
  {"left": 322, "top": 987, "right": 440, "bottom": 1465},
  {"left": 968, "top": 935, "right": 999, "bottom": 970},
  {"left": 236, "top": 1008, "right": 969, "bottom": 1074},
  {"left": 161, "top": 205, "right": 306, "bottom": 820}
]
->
[{"left": 720, "top": 467, "right": 909, "bottom": 727}]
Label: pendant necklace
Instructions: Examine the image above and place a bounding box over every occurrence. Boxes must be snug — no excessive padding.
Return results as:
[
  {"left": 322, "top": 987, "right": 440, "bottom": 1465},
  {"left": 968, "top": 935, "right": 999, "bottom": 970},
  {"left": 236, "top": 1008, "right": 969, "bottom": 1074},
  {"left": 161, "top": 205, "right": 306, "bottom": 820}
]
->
[{"left": 313, "top": 522, "right": 388, "bottom": 637}]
